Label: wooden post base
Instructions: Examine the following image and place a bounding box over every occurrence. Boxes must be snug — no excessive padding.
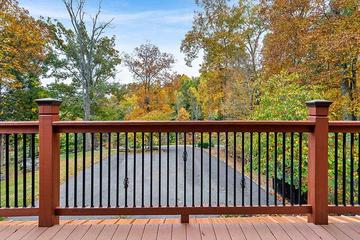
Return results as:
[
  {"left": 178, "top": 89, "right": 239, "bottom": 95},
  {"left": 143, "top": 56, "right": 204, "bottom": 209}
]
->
[{"left": 181, "top": 214, "right": 189, "bottom": 223}]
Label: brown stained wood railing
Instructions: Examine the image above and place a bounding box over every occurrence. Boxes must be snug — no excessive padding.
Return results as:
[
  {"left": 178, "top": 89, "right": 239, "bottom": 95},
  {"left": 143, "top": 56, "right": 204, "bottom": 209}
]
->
[
  {"left": 1, "top": 98, "right": 359, "bottom": 227},
  {"left": 328, "top": 121, "right": 360, "bottom": 215}
]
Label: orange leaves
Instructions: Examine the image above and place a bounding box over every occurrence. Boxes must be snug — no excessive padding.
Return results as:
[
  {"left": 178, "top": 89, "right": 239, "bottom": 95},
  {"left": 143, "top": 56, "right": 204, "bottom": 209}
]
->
[
  {"left": 262, "top": 0, "right": 360, "bottom": 119},
  {"left": 0, "top": 0, "right": 49, "bottom": 86}
]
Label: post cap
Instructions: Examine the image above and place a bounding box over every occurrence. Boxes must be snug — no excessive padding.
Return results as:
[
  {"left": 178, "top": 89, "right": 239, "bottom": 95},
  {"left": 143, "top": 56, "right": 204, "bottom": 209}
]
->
[
  {"left": 35, "top": 98, "right": 62, "bottom": 106},
  {"left": 306, "top": 100, "right": 332, "bottom": 108}
]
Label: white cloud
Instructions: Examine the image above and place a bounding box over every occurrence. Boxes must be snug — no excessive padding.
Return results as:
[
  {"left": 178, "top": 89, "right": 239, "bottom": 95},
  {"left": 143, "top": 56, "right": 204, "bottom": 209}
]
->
[{"left": 21, "top": 1, "right": 201, "bottom": 85}]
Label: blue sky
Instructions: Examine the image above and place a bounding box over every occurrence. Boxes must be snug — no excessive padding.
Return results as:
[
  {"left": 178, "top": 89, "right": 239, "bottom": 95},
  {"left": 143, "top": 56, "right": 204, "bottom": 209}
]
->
[{"left": 19, "top": 0, "right": 202, "bottom": 84}]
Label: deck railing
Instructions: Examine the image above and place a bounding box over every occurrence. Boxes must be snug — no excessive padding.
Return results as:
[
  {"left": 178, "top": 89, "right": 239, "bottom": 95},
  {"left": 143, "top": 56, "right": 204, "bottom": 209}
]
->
[{"left": 0, "top": 99, "right": 359, "bottom": 226}]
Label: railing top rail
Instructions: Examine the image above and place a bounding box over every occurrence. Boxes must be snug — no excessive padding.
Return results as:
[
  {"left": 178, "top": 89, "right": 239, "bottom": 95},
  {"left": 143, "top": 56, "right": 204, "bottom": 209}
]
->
[
  {"left": 0, "top": 121, "right": 39, "bottom": 134},
  {"left": 329, "top": 121, "right": 360, "bottom": 133},
  {"left": 53, "top": 120, "right": 315, "bottom": 133}
]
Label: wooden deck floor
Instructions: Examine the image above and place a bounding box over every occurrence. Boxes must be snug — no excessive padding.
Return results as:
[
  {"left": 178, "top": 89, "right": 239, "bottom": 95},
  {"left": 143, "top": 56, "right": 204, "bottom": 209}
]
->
[{"left": 0, "top": 216, "right": 359, "bottom": 240}]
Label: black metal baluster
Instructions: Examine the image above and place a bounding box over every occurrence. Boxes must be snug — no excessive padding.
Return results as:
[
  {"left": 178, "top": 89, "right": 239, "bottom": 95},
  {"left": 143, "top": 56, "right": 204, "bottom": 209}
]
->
[
  {"left": 209, "top": 132, "right": 212, "bottom": 207},
  {"left": 290, "top": 133, "right": 294, "bottom": 205},
  {"left": 142, "top": 132, "right": 145, "bottom": 208},
  {"left": 74, "top": 133, "right": 78, "bottom": 207},
  {"left": 116, "top": 133, "right": 120, "bottom": 207},
  {"left": 282, "top": 133, "right": 286, "bottom": 206},
  {"left": 184, "top": 132, "right": 187, "bottom": 207},
  {"left": 124, "top": 133, "right": 128, "bottom": 207},
  {"left": 82, "top": 133, "right": 86, "bottom": 208},
  {"left": 14, "top": 134, "right": 18, "bottom": 208},
  {"left": 108, "top": 133, "right": 111, "bottom": 207},
  {"left": 150, "top": 132, "right": 153, "bottom": 207},
  {"left": 201, "top": 132, "right": 204, "bottom": 207},
  {"left": 299, "top": 133, "right": 303, "bottom": 205},
  {"left": 350, "top": 133, "right": 354, "bottom": 206},
  {"left": 158, "top": 132, "right": 161, "bottom": 207},
  {"left": 133, "top": 132, "right": 136, "bottom": 207},
  {"left": 5, "top": 134, "right": 10, "bottom": 208},
  {"left": 343, "top": 133, "right": 346, "bottom": 206},
  {"left": 217, "top": 132, "right": 220, "bottom": 207},
  {"left": 266, "top": 132, "right": 269, "bottom": 206},
  {"left": 250, "top": 132, "right": 253, "bottom": 206},
  {"left": 225, "top": 132, "right": 229, "bottom": 206},
  {"left": 31, "top": 134, "right": 35, "bottom": 207},
  {"left": 99, "top": 133, "right": 103, "bottom": 207},
  {"left": 192, "top": 132, "right": 195, "bottom": 207},
  {"left": 258, "top": 132, "right": 261, "bottom": 206},
  {"left": 65, "top": 133, "right": 69, "bottom": 208},
  {"left": 22, "top": 134, "right": 26, "bottom": 207},
  {"left": 233, "top": 132, "right": 236, "bottom": 206},
  {"left": 176, "top": 132, "right": 178, "bottom": 207},
  {"left": 5, "top": 134, "right": 9, "bottom": 208},
  {"left": 241, "top": 132, "right": 245, "bottom": 206},
  {"left": 167, "top": 132, "right": 170, "bottom": 207},
  {"left": 274, "top": 133, "right": 278, "bottom": 206},
  {"left": 334, "top": 133, "right": 338, "bottom": 206},
  {"left": 91, "top": 133, "right": 94, "bottom": 208}
]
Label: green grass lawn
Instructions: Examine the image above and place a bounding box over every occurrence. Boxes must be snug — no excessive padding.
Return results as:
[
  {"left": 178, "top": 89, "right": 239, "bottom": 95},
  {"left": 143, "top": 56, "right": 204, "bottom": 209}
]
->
[{"left": 0, "top": 148, "right": 117, "bottom": 208}]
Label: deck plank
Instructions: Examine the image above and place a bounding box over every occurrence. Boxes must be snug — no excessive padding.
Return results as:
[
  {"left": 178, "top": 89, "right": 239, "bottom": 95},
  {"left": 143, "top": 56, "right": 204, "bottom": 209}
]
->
[
  {"left": 111, "top": 224, "right": 132, "bottom": 240},
  {"left": 334, "top": 223, "right": 360, "bottom": 240},
  {"left": 171, "top": 224, "right": 186, "bottom": 240},
  {"left": 5, "top": 224, "right": 36, "bottom": 240},
  {"left": 253, "top": 223, "right": 276, "bottom": 240},
  {"left": 199, "top": 223, "right": 216, "bottom": 240},
  {"left": 0, "top": 216, "right": 359, "bottom": 240},
  {"left": 321, "top": 224, "right": 353, "bottom": 240},
  {"left": 226, "top": 223, "right": 246, "bottom": 240},
  {"left": 21, "top": 226, "right": 48, "bottom": 240},
  {"left": 80, "top": 224, "right": 105, "bottom": 240},
  {"left": 266, "top": 222, "right": 291, "bottom": 240},
  {"left": 66, "top": 224, "right": 91, "bottom": 240},
  {"left": 157, "top": 224, "right": 172, "bottom": 240},
  {"left": 0, "top": 224, "right": 23, "bottom": 239},
  {"left": 186, "top": 224, "right": 201, "bottom": 240},
  {"left": 35, "top": 225, "right": 66, "bottom": 240},
  {"left": 212, "top": 223, "right": 231, "bottom": 240},
  {"left": 51, "top": 223, "right": 78, "bottom": 240},
  {"left": 126, "top": 224, "right": 146, "bottom": 240},
  {"left": 291, "top": 223, "right": 321, "bottom": 240},
  {"left": 97, "top": 224, "right": 118, "bottom": 240},
  {"left": 279, "top": 223, "right": 307, "bottom": 240},
  {"left": 306, "top": 224, "right": 336, "bottom": 240},
  {"left": 141, "top": 223, "right": 159, "bottom": 240},
  {"left": 239, "top": 223, "right": 261, "bottom": 240}
]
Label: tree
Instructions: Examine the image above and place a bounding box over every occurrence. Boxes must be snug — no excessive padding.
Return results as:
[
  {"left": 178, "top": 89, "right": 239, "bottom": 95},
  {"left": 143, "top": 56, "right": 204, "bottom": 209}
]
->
[
  {"left": 0, "top": 0, "right": 49, "bottom": 88},
  {"left": 181, "top": 0, "right": 266, "bottom": 118},
  {"left": 252, "top": 72, "right": 324, "bottom": 120},
  {"left": 0, "top": 0, "right": 49, "bottom": 120},
  {"left": 124, "top": 43, "right": 175, "bottom": 94},
  {"left": 261, "top": 0, "right": 360, "bottom": 120},
  {"left": 47, "top": 0, "right": 121, "bottom": 121},
  {"left": 175, "top": 75, "right": 203, "bottom": 120}
]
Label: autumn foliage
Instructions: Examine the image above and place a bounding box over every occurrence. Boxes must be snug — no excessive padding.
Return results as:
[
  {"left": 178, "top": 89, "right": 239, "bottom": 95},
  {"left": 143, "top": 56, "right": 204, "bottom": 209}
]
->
[{"left": 0, "top": 0, "right": 49, "bottom": 87}]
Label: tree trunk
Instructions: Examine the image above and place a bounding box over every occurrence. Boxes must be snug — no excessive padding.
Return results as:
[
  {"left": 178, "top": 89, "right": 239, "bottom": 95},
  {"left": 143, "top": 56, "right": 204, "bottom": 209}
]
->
[{"left": 83, "top": 89, "right": 91, "bottom": 150}]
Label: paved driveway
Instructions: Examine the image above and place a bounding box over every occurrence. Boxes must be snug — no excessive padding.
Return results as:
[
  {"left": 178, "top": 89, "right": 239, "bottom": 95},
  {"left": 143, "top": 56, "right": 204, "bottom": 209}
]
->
[
  {"left": 12, "top": 146, "right": 276, "bottom": 220},
  {"left": 61, "top": 146, "right": 275, "bottom": 210}
]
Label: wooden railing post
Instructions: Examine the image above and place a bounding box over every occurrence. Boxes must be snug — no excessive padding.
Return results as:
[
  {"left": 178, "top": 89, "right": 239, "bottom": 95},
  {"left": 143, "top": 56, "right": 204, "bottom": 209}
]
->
[
  {"left": 36, "top": 98, "right": 62, "bottom": 227},
  {"left": 306, "top": 100, "right": 332, "bottom": 225}
]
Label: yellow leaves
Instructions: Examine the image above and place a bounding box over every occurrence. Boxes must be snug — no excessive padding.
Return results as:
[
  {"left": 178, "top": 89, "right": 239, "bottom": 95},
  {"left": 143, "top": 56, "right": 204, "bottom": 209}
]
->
[
  {"left": 123, "top": 83, "right": 176, "bottom": 120},
  {"left": 0, "top": 0, "right": 49, "bottom": 86},
  {"left": 262, "top": 0, "right": 360, "bottom": 119},
  {"left": 177, "top": 107, "right": 190, "bottom": 121}
]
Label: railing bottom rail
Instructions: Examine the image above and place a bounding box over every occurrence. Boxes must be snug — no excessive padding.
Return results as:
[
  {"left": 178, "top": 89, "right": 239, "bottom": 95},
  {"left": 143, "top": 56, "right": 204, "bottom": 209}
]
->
[{"left": 55, "top": 206, "right": 312, "bottom": 216}]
